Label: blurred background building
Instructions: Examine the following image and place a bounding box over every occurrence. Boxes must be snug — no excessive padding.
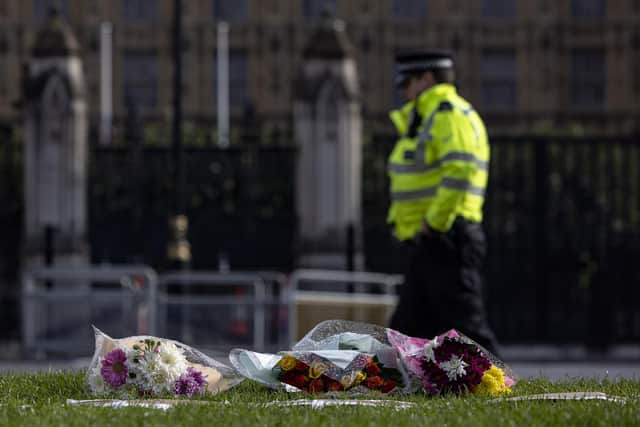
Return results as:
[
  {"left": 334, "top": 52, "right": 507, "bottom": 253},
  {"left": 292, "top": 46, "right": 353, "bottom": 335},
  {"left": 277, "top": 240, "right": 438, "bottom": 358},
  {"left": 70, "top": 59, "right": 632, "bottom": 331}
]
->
[
  {"left": 1, "top": 0, "right": 640, "bottom": 352},
  {"left": 1, "top": 0, "right": 639, "bottom": 140}
]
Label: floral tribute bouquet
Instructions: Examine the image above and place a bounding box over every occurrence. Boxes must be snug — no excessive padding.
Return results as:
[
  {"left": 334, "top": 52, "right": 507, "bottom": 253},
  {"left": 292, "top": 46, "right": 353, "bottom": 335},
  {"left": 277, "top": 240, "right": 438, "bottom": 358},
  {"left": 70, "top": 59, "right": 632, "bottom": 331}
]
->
[
  {"left": 387, "top": 328, "right": 515, "bottom": 397},
  {"left": 230, "top": 320, "right": 514, "bottom": 397},
  {"left": 273, "top": 352, "right": 403, "bottom": 393},
  {"left": 87, "top": 327, "right": 243, "bottom": 398},
  {"left": 229, "top": 320, "right": 408, "bottom": 394}
]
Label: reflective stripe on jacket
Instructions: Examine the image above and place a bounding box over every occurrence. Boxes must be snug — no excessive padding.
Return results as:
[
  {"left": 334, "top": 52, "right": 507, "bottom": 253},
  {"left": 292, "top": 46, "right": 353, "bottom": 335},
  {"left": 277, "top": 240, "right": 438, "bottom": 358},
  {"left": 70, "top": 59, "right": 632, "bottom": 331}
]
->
[{"left": 387, "top": 83, "right": 489, "bottom": 240}]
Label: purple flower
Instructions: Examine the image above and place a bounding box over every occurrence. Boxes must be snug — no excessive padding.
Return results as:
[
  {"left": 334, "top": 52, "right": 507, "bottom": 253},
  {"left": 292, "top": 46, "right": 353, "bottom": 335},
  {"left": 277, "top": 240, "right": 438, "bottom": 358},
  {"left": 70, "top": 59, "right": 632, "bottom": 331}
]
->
[
  {"left": 188, "top": 368, "right": 208, "bottom": 387},
  {"left": 420, "top": 337, "right": 494, "bottom": 395},
  {"left": 101, "top": 349, "right": 128, "bottom": 387},
  {"left": 174, "top": 368, "right": 208, "bottom": 396}
]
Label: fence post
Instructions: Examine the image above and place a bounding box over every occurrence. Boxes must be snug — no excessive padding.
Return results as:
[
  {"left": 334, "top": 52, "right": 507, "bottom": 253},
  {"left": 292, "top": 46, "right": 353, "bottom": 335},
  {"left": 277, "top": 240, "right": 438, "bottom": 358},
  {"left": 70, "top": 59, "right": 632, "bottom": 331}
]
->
[
  {"left": 534, "top": 138, "right": 549, "bottom": 341},
  {"left": 43, "top": 225, "right": 55, "bottom": 289}
]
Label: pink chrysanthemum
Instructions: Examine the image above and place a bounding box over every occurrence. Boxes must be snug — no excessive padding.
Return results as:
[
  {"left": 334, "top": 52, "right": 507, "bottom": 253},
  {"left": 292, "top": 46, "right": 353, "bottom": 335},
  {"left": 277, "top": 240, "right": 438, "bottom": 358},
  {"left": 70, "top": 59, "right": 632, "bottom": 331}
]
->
[{"left": 101, "top": 348, "right": 128, "bottom": 387}]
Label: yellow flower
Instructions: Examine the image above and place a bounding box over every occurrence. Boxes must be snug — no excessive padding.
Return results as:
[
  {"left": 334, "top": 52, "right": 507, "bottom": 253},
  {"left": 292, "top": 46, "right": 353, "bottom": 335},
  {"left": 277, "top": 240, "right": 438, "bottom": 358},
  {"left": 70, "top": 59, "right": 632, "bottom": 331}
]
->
[
  {"left": 354, "top": 370, "right": 367, "bottom": 385},
  {"left": 308, "top": 360, "right": 329, "bottom": 379},
  {"left": 278, "top": 355, "right": 297, "bottom": 371},
  {"left": 475, "top": 365, "right": 512, "bottom": 397}
]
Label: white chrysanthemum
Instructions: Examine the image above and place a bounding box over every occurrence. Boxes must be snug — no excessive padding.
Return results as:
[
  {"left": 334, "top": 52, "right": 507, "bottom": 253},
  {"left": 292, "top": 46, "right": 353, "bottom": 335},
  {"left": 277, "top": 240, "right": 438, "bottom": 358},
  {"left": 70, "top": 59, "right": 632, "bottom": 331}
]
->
[
  {"left": 439, "top": 355, "right": 468, "bottom": 381},
  {"left": 87, "top": 359, "right": 108, "bottom": 395},
  {"left": 423, "top": 336, "right": 440, "bottom": 363},
  {"left": 158, "top": 341, "right": 187, "bottom": 368},
  {"left": 138, "top": 342, "right": 188, "bottom": 393},
  {"left": 122, "top": 348, "right": 145, "bottom": 387}
]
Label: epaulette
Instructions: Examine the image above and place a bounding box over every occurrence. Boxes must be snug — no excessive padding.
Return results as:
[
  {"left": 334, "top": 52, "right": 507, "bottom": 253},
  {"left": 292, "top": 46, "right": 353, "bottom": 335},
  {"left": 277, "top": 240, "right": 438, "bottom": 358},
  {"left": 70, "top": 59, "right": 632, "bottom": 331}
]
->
[{"left": 437, "top": 101, "right": 453, "bottom": 111}]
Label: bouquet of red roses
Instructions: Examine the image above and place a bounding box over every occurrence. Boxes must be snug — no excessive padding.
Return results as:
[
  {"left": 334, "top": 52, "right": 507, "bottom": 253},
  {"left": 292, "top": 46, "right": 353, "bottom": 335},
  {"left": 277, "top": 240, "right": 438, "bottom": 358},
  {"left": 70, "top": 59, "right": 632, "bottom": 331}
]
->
[
  {"left": 229, "top": 320, "right": 408, "bottom": 395},
  {"left": 273, "top": 352, "right": 402, "bottom": 394}
]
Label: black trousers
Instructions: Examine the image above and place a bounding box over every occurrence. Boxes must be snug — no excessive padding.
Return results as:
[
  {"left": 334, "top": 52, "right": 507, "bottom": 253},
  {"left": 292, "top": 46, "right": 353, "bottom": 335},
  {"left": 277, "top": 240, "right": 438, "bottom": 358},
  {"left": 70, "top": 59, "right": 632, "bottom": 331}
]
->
[{"left": 389, "top": 217, "right": 501, "bottom": 357}]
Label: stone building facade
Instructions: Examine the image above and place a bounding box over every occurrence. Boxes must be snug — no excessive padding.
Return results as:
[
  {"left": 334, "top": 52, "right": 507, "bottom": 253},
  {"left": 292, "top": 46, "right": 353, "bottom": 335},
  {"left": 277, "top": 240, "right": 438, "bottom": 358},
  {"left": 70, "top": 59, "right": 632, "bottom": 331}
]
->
[{"left": 0, "top": 0, "right": 639, "bottom": 138}]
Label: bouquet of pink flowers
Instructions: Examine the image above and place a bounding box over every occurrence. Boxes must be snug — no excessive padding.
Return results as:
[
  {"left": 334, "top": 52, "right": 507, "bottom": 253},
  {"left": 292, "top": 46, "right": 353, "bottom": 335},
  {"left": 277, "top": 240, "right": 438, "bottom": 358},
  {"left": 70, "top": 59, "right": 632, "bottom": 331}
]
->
[{"left": 388, "top": 328, "right": 515, "bottom": 396}]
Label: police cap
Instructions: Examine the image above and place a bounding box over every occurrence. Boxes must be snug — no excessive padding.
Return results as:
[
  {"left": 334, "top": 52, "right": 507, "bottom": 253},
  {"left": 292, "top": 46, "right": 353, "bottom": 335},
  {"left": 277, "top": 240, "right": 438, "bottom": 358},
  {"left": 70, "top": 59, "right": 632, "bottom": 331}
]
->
[{"left": 394, "top": 50, "right": 454, "bottom": 87}]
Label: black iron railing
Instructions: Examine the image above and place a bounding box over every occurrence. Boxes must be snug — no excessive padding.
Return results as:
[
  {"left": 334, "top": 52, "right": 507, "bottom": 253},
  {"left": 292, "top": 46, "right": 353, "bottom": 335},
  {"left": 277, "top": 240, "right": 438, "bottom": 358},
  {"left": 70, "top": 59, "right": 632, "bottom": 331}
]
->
[
  {"left": 0, "top": 125, "right": 21, "bottom": 339},
  {"left": 88, "top": 145, "right": 298, "bottom": 271},
  {"left": 1, "top": 133, "right": 639, "bottom": 344},
  {"left": 363, "top": 134, "right": 640, "bottom": 345}
]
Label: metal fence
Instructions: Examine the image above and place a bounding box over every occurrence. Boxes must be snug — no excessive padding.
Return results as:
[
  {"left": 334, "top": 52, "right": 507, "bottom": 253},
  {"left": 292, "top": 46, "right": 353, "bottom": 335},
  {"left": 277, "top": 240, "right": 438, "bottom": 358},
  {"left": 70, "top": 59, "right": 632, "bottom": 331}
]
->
[
  {"left": 157, "top": 270, "right": 288, "bottom": 353},
  {"left": 364, "top": 135, "right": 640, "bottom": 346},
  {"left": 89, "top": 145, "right": 297, "bottom": 271},
  {"left": 20, "top": 266, "right": 398, "bottom": 357},
  {"left": 22, "top": 265, "right": 157, "bottom": 357},
  {"left": 0, "top": 124, "right": 21, "bottom": 340},
  {"left": 2, "top": 133, "right": 640, "bottom": 345},
  {"left": 486, "top": 136, "right": 640, "bottom": 346}
]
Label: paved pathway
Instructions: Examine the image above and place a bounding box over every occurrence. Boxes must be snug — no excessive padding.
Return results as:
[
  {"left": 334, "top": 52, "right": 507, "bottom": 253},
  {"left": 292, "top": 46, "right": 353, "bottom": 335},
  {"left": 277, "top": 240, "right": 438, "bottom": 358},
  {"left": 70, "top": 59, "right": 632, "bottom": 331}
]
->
[{"left": 509, "top": 362, "right": 639, "bottom": 381}]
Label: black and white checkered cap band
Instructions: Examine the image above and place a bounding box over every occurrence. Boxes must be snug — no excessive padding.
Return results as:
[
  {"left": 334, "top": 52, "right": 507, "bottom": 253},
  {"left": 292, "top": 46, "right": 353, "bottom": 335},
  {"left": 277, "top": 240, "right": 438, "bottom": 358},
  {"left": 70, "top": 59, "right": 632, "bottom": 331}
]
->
[{"left": 397, "top": 58, "right": 453, "bottom": 72}]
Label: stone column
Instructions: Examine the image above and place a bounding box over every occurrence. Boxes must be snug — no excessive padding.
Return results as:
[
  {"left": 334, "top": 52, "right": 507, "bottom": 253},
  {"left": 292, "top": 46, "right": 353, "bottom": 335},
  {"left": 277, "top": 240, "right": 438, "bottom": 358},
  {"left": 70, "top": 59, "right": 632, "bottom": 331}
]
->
[
  {"left": 22, "top": 8, "right": 89, "bottom": 355},
  {"left": 23, "top": 8, "right": 88, "bottom": 270},
  {"left": 293, "top": 16, "right": 363, "bottom": 270}
]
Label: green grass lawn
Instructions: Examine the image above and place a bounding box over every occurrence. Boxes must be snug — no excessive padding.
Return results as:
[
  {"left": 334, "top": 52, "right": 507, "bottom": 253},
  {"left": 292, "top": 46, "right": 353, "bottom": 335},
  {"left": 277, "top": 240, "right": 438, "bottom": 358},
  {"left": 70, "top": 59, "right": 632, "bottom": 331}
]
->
[{"left": 0, "top": 372, "right": 638, "bottom": 426}]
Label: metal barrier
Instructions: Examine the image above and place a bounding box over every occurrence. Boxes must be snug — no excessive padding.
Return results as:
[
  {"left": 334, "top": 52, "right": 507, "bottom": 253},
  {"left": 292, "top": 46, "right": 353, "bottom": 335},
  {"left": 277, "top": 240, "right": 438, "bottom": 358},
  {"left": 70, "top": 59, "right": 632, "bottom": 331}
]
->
[
  {"left": 254, "top": 271, "right": 290, "bottom": 350},
  {"left": 287, "top": 269, "right": 403, "bottom": 344},
  {"left": 22, "top": 265, "right": 157, "bottom": 357},
  {"left": 21, "top": 266, "right": 404, "bottom": 356},
  {"left": 157, "top": 271, "right": 281, "bottom": 352}
]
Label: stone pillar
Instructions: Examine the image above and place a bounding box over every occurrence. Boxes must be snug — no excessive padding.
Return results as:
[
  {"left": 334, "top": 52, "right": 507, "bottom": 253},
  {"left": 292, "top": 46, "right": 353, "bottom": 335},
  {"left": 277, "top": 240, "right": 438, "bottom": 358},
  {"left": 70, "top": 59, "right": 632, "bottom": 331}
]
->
[
  {"left": 21, "top": 8, "right": 89, "bottom": 355},
  {"left": 293, "top": 17, "right": 363, "bottom": 270},
  {"left": 23, "top": 8, "right": 88, "bottom": 269}
]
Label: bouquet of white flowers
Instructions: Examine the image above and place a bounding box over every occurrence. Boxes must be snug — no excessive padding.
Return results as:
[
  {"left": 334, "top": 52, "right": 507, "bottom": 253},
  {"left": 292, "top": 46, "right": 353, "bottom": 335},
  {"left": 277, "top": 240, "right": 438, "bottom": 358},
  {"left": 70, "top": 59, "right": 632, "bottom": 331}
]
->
[{"left": 87, "top": 327, "right": 242, "bottom": 398}]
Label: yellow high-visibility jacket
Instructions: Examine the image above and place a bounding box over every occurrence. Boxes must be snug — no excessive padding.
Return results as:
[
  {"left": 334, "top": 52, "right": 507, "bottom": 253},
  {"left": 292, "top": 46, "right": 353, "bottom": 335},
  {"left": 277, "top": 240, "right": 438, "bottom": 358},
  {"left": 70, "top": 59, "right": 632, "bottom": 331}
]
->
[{"left": 387, "top": 83, "right": 489, "bottom": 241}]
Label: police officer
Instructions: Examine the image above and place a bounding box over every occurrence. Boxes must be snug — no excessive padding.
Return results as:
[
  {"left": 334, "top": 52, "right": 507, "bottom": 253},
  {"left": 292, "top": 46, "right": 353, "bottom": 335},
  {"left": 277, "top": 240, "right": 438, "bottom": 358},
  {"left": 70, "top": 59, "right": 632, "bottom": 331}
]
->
[{"left": 387, "top": 51, "right": 500, "bottom": 356}]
